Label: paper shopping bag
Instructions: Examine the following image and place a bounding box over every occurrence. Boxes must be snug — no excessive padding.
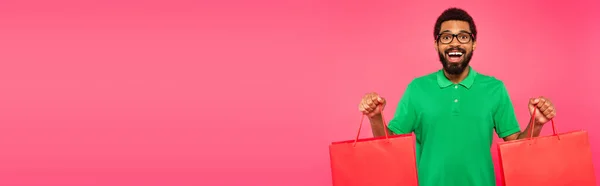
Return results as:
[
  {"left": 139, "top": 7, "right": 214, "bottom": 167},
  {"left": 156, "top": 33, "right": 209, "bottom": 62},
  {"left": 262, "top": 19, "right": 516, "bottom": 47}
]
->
[
  {"left": 497, "top": 110, "right": 596, "bottom": 186},
  {"left": 329, "top": 114, "right": 419, "bottom": 186}
]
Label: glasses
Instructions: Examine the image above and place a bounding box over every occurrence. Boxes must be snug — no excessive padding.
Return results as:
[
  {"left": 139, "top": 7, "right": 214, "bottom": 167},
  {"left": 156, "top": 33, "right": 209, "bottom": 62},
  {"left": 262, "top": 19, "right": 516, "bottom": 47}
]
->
[{"left": 436, "top": 32, "right": 474, "bottom": 44}]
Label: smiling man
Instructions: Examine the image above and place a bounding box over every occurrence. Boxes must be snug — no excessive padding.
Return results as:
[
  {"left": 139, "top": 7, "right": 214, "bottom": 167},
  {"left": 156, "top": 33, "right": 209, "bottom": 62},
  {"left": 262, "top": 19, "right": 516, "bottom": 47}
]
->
[{"left": 357, "top": 8, "right": 557, "bottom": 186}]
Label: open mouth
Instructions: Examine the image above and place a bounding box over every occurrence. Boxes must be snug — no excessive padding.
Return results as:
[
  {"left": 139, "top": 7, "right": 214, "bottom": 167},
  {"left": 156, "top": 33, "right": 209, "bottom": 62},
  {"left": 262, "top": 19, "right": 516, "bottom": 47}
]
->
[{"left": 446, "top": 51, "right": 464, "bottom": 63}]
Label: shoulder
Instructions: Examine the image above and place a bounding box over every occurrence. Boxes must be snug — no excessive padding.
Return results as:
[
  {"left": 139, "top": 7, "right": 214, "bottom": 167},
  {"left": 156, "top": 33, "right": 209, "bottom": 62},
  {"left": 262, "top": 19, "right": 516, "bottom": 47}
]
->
[
  {"left": 474, "top": 72, "right": 507, "bottom": 89},
  {"left": 473, "top": 72, "right": 511, "bottom": 99}
]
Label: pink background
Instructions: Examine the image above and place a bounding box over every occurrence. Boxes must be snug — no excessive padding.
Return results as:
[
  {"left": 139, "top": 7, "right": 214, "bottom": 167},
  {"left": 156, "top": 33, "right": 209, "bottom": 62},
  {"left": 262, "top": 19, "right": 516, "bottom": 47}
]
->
[{"left": 0, "top": 0, "right": 598, "bottom": 185}]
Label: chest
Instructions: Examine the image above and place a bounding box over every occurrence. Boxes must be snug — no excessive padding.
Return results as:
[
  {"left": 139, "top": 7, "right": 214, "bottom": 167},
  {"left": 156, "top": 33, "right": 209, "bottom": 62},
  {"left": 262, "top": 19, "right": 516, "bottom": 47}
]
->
[{"left": 412, "top": 85, "right": 498, "bottom": 135}]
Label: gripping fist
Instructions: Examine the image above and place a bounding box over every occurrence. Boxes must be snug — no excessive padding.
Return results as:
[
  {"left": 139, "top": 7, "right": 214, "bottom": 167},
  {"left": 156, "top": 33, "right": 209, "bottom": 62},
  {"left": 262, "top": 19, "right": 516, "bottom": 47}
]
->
[
  {"left": 528, "top": 96, "right": 556, "bottom": 125},
  {"left": 358, "top": 92, "right": 386, "bottom": 118}
]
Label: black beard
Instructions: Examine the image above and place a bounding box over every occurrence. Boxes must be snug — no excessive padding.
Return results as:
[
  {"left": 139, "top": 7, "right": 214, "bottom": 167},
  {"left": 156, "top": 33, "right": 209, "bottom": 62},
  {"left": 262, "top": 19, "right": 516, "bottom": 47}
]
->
[{"left": 438, "top": 48, "right": 473, "bottom": 75}]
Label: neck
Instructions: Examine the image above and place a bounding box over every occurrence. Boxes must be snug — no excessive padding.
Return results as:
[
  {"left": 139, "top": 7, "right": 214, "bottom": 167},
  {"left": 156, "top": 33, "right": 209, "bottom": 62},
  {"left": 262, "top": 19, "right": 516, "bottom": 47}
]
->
[{"left": 444, "top": 66, "right": 470, "bottom": 84}]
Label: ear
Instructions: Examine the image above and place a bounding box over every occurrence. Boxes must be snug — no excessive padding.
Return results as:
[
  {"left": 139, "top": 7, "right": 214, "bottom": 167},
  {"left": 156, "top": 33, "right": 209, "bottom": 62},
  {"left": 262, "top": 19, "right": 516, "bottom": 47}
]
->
[
  {"left": 434, "top": 40, "right": 439, "bottom": 52},
  {"left": 473, "top": 41, "right": 477, "bottom": 51}
]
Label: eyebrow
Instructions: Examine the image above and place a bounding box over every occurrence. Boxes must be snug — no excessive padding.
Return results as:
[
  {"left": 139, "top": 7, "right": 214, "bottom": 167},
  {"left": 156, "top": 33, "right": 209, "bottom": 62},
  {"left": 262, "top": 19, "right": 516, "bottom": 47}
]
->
[{"left": 439, "top": 30, "right": 471, "bottom": 34}]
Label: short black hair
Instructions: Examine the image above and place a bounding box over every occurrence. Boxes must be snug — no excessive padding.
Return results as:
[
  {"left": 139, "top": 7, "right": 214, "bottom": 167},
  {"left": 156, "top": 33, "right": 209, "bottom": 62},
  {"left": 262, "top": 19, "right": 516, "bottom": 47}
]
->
[{"left": 434, "top": 7, "right": 477, "bottom": 41}]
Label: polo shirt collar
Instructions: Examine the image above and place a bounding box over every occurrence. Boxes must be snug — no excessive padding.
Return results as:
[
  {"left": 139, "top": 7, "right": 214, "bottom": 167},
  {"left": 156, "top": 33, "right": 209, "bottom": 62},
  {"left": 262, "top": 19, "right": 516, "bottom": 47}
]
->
[{"left": 436, "top": 66, "right": 477, "bottom": 89}]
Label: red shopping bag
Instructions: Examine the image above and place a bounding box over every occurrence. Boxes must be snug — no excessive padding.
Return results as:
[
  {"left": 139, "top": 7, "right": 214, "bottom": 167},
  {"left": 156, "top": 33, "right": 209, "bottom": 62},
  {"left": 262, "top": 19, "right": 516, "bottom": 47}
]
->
[
  {"left": 328, "top": 113, "right": 419, "bottom": 186},
  {"left": 497, "top": 108, "right": 597, "bottom": 186}
]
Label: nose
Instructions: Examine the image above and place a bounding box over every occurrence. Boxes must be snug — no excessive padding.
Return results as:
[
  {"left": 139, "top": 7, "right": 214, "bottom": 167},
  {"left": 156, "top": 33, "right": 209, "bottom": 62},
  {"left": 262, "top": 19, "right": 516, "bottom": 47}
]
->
[{"left": 449, "top": 36, "right": 462, "bottom": 46}]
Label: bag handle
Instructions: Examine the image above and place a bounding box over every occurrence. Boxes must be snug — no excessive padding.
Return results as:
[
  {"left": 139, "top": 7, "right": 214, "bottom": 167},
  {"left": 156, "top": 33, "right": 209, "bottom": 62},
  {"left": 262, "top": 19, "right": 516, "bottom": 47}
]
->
[
  {"left": 353, "top": 107, "right": 389, "bottom": 146},
  {"left": 529, "top": 106, "right": 558, "bottom": 139}
]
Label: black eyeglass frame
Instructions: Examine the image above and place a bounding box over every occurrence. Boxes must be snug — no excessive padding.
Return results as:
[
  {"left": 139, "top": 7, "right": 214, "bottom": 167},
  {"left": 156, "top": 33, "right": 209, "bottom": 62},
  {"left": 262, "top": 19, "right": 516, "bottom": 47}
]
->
[{"left": 435, "top": 32, "right": 476, "bottom": 44}]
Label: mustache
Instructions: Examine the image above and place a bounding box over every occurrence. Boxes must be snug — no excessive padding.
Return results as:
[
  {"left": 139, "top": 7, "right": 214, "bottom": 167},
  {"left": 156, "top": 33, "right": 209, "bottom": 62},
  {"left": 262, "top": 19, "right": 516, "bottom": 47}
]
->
[{"left": 445, "top": 47, "right": 466, "bottom": 53}]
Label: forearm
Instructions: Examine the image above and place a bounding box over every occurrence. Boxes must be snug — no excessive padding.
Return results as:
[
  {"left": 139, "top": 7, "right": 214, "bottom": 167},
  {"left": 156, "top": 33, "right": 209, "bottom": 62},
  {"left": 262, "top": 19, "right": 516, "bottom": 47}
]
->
[
  {"left": 369, "top": 115, "right": 395, "bottom": 137},
  {"left": 516, "top": 117, "right": 544, "bottom": 139}
]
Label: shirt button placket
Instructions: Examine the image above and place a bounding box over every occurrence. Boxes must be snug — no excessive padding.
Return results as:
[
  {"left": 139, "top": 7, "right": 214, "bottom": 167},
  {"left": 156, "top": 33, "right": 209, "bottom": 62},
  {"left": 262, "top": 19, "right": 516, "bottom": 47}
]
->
[{"left": 452, "top": 84, "right": 460, "bottom": 115}]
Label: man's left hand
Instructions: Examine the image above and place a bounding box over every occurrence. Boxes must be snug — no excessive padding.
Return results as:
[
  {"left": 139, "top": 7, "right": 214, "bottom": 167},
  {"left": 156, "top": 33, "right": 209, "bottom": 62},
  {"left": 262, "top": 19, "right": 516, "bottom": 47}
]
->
[{"left": 529, "top": 96, "right": 556, "bottom": 125}]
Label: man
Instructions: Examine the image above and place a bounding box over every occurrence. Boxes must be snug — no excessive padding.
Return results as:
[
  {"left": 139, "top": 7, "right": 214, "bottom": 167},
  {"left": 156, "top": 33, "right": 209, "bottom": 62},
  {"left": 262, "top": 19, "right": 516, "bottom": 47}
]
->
[{"left": 358, "top": 8, "right": 556, "bottom": 186}]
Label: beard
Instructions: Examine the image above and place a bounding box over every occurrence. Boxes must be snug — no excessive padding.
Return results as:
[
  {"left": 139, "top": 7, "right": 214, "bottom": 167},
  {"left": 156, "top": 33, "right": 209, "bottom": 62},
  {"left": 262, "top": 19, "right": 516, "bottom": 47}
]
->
[{"left": 438, "top": 47, "right": 473, "bottom": 75}]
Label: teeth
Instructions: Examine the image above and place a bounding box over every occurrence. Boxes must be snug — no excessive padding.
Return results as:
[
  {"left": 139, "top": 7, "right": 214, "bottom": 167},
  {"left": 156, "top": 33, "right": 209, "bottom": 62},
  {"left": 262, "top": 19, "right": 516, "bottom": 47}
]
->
[{"left": 449, "top": 52, "right": 463, "bottom": 56}]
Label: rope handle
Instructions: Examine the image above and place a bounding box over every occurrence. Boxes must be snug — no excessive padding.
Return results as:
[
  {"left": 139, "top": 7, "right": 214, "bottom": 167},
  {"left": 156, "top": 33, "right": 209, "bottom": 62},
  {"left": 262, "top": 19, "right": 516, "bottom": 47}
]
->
[
  {"left": 528, "top": 106, "right": 558, "bottom": 139},
  {"left": 353, "top": 106, "right": 389, "bottom": 146}
]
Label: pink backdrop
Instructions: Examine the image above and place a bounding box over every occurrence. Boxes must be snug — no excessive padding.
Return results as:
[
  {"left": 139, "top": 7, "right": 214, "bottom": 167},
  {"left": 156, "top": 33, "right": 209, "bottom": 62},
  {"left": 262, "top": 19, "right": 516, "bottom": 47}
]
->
[{"left": 0, "top": 0, "right": 598, "bottom": 185}]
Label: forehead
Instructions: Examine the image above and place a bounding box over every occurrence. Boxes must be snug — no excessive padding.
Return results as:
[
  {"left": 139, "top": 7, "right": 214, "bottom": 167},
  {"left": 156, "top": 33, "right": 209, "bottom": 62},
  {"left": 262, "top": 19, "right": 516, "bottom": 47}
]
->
[{"left": 439, "top": 20, "right": 471, "bottom": 33}]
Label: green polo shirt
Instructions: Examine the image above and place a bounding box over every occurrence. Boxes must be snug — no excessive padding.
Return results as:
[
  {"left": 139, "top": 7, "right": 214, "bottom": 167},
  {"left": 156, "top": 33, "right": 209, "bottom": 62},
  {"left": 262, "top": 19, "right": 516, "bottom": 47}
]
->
[{"left": 388, "top": 67, "right": 521, "bottom": 186}]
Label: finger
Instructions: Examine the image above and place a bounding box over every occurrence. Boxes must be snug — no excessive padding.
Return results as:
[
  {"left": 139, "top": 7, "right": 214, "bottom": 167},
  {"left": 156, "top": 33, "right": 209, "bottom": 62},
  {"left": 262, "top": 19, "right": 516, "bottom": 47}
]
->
[
  {"left": 366, "top": 98, "right": 376, "bottom": 108},
  {"left": 540, "top": 101, "right": 551, "bottom": 111},
  {"left": 364, "top": 103, "right": 374, "bottom": 112},
  {"left": 361, "top": 102, "right": 369, "bottom": 111},
  {"left": 543, "top": 101, "right": 551, "bottom": 109},
  {"left": 360, "top": 102, "right": 368, "bottom": 112},
  {"left": 543, "top": 108, "right": 552, "bottom": 116},
  {"left": 536, "top": 97, "right": 546, "bottom": 107},
  {"left": 540, "top": 104, "right": 549, "bottom": 112},
  {"left": 377, "top": 97, "right": 385, "bottom": 105},
  {"left": 363, "top": 93, "right": 373, "bottom": 103},
  {"left": 371, "top": 95, "right": 380, "bottom": 104},
  {"left": 367, "top": 97, "right": 375, "bottom": 104},
  {"left": 546, "top": 112, "right": 556, "bottom": 119},
  {"left": 530, "top": 98, "right": 540, "bottom": 105},
  {"left": 369, "top": 103, "right": 377, "bottom": 110},
  {"left": 546, "top": 107, "right": 555, "bottom": 115}
]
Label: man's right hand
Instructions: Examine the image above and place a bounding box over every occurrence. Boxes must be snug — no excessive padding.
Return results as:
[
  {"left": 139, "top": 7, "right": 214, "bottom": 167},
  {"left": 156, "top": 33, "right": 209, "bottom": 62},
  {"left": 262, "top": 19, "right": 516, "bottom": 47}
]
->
[{"left": 358, "top": 92, "right": 386, "bottom": 118}]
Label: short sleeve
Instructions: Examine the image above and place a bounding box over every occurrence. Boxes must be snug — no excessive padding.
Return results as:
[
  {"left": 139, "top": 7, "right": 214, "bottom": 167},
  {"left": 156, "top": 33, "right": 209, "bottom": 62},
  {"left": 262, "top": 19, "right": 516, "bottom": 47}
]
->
[
  {"left": 387, "top": 82, "right": 418, "bottom": 135},
  {"left": 493, "top": 83, "right": 521, "bottom": 138}
]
